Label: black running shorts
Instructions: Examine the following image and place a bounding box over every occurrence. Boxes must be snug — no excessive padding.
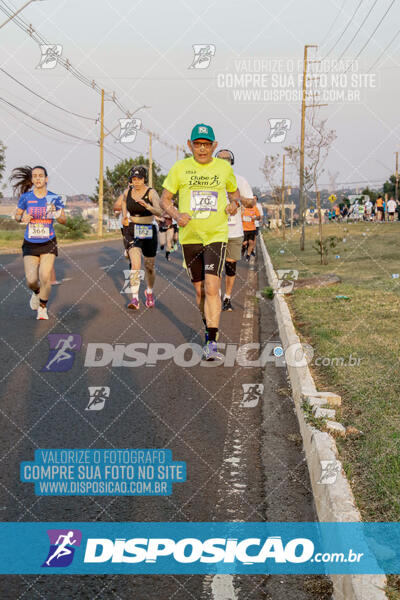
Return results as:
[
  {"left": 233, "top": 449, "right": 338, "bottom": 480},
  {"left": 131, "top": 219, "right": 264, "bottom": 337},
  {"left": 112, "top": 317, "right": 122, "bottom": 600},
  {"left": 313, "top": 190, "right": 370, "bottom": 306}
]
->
[
  {"left": 243, "top": 230, "right": 256, "bottom": 242},
  {"left": 22, "top": 238, "right": 58, "bottom": 257},
  {"left": 182, "top": 241, "right": 227, "bottom": 282},
  {"left": 123, "top": 223, "right": 158, "bottom": 258}
]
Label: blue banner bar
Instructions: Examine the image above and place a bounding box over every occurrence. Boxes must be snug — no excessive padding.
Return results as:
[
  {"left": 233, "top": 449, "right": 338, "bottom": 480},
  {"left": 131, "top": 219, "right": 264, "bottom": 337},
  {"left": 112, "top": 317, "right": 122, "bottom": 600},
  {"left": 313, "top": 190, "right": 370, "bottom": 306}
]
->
[{"left": 0, "top": 522, "right": 399, "bottom": 574}]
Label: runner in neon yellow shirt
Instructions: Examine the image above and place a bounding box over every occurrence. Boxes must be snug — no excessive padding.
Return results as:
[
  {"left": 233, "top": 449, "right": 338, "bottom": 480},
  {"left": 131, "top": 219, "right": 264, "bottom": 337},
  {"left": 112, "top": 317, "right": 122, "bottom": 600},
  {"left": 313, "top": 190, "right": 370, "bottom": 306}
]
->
[{"left": 161, "top": 123, "right": 240, "bottom": 362}]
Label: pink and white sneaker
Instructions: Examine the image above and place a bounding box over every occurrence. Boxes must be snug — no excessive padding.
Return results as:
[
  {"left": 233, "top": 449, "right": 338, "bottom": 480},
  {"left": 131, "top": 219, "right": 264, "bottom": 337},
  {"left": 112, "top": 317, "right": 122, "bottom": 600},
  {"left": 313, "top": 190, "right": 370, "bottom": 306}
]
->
[
  {"left": 127, "top": 297, "right": 139, "bottom": 310},
  {"left": 145, "top": 290, "right": 155, "bottom": 308}
]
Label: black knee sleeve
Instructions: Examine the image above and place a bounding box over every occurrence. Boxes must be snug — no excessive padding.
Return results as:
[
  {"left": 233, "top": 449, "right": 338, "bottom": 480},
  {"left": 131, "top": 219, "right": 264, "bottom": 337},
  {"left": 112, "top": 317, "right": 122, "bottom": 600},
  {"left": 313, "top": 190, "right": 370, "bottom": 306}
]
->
[{"left": 225, "top": 261, "right": 236, "bottom": 277}]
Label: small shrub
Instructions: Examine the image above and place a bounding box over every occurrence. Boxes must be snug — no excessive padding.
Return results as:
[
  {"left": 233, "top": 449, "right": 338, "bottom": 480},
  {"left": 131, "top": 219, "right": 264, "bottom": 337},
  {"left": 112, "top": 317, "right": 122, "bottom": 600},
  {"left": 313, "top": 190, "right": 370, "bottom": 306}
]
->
[{"left": 55, "top": 216, "right": 91, "bottom": 240}]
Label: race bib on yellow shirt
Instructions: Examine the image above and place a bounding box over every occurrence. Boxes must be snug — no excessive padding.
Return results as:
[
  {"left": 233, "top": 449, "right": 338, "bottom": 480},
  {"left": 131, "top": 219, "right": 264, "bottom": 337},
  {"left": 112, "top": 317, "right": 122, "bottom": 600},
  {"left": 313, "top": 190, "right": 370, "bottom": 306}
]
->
[
  {"left": 190, "top": 190, "right": 218, "bottom": 212},
  {"left": 28, "top": 222, "right": 50, "bottom": 238}
]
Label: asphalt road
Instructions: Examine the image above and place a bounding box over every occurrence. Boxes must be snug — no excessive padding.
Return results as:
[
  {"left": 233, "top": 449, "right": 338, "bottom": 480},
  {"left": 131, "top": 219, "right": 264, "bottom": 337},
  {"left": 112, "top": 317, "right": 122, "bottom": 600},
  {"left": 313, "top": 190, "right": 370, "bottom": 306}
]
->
[{"left": 0, "top": 238, "right": 331, "bottom": 599}]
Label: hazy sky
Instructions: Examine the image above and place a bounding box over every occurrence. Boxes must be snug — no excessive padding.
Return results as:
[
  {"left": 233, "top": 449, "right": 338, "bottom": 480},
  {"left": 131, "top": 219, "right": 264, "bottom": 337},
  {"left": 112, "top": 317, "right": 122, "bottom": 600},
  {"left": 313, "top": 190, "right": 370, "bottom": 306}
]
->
[{"left": 1, "top": 0, "right": 400, "bottom": 197}]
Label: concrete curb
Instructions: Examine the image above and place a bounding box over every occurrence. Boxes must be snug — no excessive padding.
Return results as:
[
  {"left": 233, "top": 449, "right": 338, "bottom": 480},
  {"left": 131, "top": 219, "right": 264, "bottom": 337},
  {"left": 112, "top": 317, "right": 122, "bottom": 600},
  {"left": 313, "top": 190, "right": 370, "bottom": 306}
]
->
[{"left": 259, "top": 235, "right": 387, "bottom": 600}]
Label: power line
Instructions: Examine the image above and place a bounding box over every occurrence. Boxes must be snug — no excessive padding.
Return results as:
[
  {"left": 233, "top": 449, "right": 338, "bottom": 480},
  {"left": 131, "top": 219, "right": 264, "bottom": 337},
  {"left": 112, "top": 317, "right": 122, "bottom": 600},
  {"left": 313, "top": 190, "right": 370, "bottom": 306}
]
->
[
  {"left": 338, "top": 0, "right": 379, "bottom": 60},
  {"left": 0, "top": 1, "right": 185, "bottom": 154},
  {"left": 0, "top": 67, "right": 97, "bottom": 121},
  {"left": 323, "top": 0, "right": 365, "bottom": 59},
  {"left": 368, "top": 27, "right": 400, "bottom": 70},
  {"left": 0, "top": 96, "right": 98, "bottom": 143},
  {"left": 351, "top": 0, "right": 397, "bottom": 63},
  {"left": 0, "top": 0, "right": 129, "bottom": 109},
  {"left": 0, "top": 103, "right": 95, "bottom": 145},
  {"left": 320, "top": 0, "right": 347, "bottom": 48}
]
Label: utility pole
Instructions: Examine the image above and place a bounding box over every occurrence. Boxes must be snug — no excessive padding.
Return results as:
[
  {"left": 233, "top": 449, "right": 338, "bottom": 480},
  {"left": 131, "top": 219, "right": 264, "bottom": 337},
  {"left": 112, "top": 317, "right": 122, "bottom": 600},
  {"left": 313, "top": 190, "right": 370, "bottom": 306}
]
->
[
  {"left": 98, "top": 103, "right": 150, "bottom": 236},
  {"left": 149, "top": 132, "right": 153, "bottom": 187},
  {"left": 281, "top": 154, "right": 286, "bottom": 240},
  {"left": 395, "top": 151, "right": 399, "bottom": 203},
  {"left": 299, "top": 44, "right": 328, "bottom": 251},
  {"left": 176, "top": 145, "right": 179, "bottom": 161},
  {"left": 98, "top": 88, "right": 105, "bottom": 237}
]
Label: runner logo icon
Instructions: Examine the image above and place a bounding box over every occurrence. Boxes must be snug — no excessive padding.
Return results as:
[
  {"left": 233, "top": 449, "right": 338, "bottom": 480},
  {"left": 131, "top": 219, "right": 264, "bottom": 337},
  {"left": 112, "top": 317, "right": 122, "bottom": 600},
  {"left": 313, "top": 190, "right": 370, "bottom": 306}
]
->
[
  {"left": 42, "top": 529, "right": 82, "bottom": 567},
  {"left": 240, "top": 383, "right": 264, "bottom": 408},
  {"left": 118, "top": 118, "right": 142, "bottom": 143},
  {"left": 188, "top": 44, "right": 216, "bottom": 69},
  {"left": 37, "top": 45, "right": 63, "bottom": 69},
  {"left": 266, "top": 118, "right": 291, "bottom": 143},
  {"left": 86, "top": 386, "right": 110, "bottom": 411},
  {"left": 276, "top": 269, "right": 299, "bottom": 294},
  {"left": 317, "top": 460, "right": 341, "bottom": 485},
  {"left": 41, "top": 334, "right": 82, "bottom": 372},
  {"left": 120, "top": 270, "right": 145, "bottom": 294}
]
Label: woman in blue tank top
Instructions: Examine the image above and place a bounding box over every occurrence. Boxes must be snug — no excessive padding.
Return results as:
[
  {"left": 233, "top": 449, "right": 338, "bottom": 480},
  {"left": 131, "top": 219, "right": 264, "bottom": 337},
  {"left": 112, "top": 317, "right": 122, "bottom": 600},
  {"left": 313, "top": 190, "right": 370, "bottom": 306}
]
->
[{"left": 11, "top": 165, "right": 66, "bottom": 320}]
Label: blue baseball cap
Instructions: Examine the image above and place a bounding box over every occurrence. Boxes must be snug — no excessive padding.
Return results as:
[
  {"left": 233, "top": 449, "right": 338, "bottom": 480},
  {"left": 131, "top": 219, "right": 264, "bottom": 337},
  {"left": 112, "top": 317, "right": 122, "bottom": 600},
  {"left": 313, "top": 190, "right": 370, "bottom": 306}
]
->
[{"left": 190, "top": 123, "right": 215, "bottom": 142}]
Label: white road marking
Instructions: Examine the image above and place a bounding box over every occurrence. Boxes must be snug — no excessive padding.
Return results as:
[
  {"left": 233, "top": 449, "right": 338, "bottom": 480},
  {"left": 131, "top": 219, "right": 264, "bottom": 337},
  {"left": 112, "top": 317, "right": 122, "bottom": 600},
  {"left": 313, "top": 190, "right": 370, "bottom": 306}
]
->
[
  {"left": 211, "top": 574, "right": 237, "bottom": 600},
  {"left": 208, "top": 257, "right": 257, "bottom": 600}
]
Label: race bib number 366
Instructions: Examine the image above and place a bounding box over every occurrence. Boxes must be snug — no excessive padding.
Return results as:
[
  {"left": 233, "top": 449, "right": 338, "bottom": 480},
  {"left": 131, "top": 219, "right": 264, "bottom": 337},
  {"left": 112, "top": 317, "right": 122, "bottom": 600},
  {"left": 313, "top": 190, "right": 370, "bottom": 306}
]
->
[
  {"left": 190, "top": 190, "right": 218, "bottom": 212},
  {"left": 28, "top": 222, "right": 50, "bottom": 238}
]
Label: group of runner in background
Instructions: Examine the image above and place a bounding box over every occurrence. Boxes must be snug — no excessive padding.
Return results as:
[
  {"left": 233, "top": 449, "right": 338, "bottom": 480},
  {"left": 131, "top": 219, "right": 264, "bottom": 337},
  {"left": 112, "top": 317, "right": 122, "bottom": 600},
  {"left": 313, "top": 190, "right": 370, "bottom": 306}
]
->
[{"left": 327, "top": 195, "right": 400, "bottom": 222}]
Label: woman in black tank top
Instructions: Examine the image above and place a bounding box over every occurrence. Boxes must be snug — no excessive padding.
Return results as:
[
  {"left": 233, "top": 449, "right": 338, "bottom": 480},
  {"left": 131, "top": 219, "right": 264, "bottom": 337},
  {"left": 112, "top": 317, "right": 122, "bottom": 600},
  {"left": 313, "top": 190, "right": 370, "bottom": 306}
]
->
[
  {"left": 126, "top": 186, "right": 154, "bottom": 217},
  {"left": 119, "top": 165, "right": 162, "bottom": 310}
]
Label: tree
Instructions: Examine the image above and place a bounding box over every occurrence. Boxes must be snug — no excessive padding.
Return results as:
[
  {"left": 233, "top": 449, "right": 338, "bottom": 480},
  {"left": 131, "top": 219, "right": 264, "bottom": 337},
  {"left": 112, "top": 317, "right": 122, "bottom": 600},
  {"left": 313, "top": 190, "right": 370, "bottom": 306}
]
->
[
  {"left": 305, "top": 116, "right": 337, "bottom": 199},
  {"left": 261, "top": 154, "right": 281, "bottom": 227},
  {"left": 261, "top": 154, "right": 280, "bottom": 199},
  {"left": 361, "top": 187, "right": 379, "bottom": 203},
  {"left": 383, "top": 175, "right": 396, "bottom": 198},
  {"left": 90, "top": 155, "right": 166, "bottom": 212},
  {"left": 0, "top": 141, "right": 6, "bottom": 199},
  {"left": 55, "top": 215, "right": 92, "bottom": 239},
  {"left": 285, "top": 114, "right": 336, "bottom": 254}
]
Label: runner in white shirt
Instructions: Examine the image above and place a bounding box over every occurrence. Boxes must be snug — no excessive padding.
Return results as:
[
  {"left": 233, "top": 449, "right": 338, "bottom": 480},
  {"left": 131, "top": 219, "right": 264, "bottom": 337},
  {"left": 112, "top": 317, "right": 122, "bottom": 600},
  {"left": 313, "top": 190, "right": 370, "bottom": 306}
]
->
[
  {"left": 364, "top": 199, "right": 373, "bottom": 221},
  {"left": 387, "top": 198, "right": 397, "bottom": 221},
  {"left": 215, "top": 149, "right": 253, "bottom": 312}
]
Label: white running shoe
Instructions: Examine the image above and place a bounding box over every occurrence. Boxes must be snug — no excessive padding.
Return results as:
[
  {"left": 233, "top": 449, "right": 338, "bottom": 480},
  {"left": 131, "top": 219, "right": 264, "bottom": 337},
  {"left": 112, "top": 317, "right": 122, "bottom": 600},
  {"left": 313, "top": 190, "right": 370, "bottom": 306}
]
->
[
  {"left": 37, "top": 306, "right": 49, "bottom": 320},
  {"left": 30, "top": 292, "right": 40, "bottom": 310}
]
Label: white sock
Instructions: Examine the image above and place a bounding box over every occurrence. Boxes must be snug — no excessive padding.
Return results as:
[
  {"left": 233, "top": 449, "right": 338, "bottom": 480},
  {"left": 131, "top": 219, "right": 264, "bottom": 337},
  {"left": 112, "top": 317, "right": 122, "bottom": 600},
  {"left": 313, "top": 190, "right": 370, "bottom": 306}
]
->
[
  {"left": 224, "top": 294, "right": 230, "bottom": 300},
  {"left": 146, "top": 287, "right": 153, "bottom": 294}
]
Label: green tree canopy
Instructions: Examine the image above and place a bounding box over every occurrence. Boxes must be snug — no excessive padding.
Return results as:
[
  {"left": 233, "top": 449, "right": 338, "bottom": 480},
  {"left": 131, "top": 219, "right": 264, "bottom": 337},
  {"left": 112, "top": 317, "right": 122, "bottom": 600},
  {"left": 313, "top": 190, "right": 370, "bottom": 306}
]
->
[
  {"left": 361, "top": 187, "right": 379, "bottom": 203},
  {"left": 90, "top": 155, "right": 166, "bottom": 211},
  {"left": 383, "top": 175, "right": 396, "bottom": 198}
]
